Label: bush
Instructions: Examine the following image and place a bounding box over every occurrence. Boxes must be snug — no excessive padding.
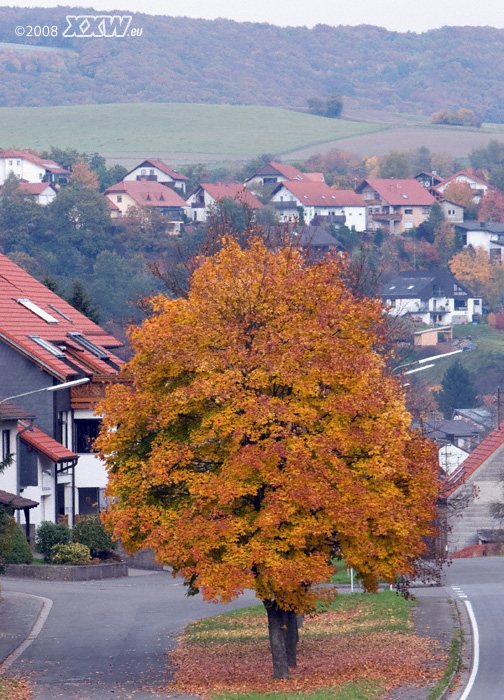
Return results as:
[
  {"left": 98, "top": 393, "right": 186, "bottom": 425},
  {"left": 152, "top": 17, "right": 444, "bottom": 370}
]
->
[
  {"left": 36, "top": 521, "right": 71, "bottom": 562},
  {"left": 72, "top": 515, "right": 116, "bottom": 558},
  {"left": 52, "top": 542, "right": 91, "bottom": 565},
  {"left": 5, "top": 523, "right": 33, "bottom": 564}
]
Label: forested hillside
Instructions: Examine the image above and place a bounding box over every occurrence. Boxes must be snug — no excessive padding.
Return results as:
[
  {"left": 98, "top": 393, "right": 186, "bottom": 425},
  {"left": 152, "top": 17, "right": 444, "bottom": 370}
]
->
[{"left": 0, "top": 8, "right": 504, "bottom": 120}]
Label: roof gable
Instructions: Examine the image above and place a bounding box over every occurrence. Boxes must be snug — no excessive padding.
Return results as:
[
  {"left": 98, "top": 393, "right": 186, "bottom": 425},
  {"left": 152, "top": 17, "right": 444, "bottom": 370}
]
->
[
  {"left": 200, "top": 183, "right": 263, "bottom": 208},
  {"left": 124, "top": 159, "right": 188, "bottom": 181},
  {"left": 445, "top": 425, "right": 504, "bottom": 497},
  {"left": 104, "top": 180, "right": 187, "bottom": 207}
]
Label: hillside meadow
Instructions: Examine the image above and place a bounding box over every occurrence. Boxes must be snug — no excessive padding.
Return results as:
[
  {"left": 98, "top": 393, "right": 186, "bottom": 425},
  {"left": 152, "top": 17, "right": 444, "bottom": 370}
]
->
[{"left": 2, "top": 102, "right": 504, "bottom": 167}]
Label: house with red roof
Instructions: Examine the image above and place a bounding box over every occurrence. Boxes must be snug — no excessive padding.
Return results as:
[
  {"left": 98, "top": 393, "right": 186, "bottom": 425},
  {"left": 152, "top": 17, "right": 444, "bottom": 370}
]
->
[
  {"left": 443, "top": 425, "right": 504, "bottom": 554},
  {"left": 432, "top": 169, "right": 489, "bottom": 204},
  {"left": 186, "top": 182, "right": 264, "bottom": 223},
  {"left": 244, "top": 162, "right": 321, "bottom": 188},
  {"left": 0, "top": 252, "right": 124, "bottom": 531},
  {"left": 103, "top": 180, "right": 190, "bottom": 220},
  {"left": 17, "top": 182, "right": 58, "bottom": 206},
  {"left": 121, "top": 158, "right": 189, "bottom": 193},
  {"left": 271, "top": 181, "right": 366, "bottom": 230},
  {"left": 355, "top": 178, "right": 436, "bottom": 235},
  {"left": 0, "top": 149, "right": 70, "bottom": 186}
]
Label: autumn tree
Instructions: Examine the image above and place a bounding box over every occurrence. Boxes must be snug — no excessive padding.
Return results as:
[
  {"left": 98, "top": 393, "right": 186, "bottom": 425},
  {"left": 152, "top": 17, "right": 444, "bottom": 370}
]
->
[
  {"left": 442, "top": 181, "right": 476, "bottom": 210},
  {"left": 478, "top": 188, "right": 504, "bottom": 222},
  {"left": 449, "top": 246, "right": 504, "bottom": 310},
  {"left": 97, "top": 237, "right": 439, "bottom": 680},
  {"left": 71, "top": 159, "right": 100, "bottom": 189}
]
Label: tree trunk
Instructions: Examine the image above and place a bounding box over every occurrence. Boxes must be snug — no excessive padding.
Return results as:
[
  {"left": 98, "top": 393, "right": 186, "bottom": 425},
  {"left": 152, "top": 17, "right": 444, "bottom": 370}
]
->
[
  {"left": 283, "top": 610, "right": 299, "bottom": 668},
  {"left": 265, "top": 602, "right": 290, "bottom": 679}
]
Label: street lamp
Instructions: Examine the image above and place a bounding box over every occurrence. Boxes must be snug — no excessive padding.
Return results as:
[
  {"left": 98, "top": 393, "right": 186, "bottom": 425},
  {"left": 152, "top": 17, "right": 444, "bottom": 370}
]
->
[{"left": 0, "top": 377, "right": 90, "bottom": 406}]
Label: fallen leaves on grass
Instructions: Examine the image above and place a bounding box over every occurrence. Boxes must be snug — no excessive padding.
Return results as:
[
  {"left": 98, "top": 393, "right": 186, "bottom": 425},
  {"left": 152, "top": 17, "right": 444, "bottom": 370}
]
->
[
  {"left": 0, "top": 674, "right": 32, "bottom": 700},
  {"left": 168, "top": 599, "right": 446, "bottom": 698}
]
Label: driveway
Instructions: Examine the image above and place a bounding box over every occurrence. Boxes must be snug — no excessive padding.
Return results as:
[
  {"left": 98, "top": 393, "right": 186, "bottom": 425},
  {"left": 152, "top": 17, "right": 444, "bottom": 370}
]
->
[{"left": 1, "top": 569, "right": 258, "bottom": 700}]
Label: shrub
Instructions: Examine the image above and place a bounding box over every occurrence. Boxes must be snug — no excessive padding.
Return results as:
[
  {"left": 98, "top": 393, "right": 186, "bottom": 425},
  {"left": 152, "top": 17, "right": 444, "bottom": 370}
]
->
[
  {"left": 52, "top": 542, "right": 91, "bottom": 565},
  {"left": 5, "top": 523, "right": 33, "bottom": 564},
  {"left": 0, "top": 508, "right": 16, "bottom": 572},
  {"left": 36, "top": 521, "right": 71, "bottom": 562},
  {"left": 72, "top": 515, "right": 116, "bottom": 558}
]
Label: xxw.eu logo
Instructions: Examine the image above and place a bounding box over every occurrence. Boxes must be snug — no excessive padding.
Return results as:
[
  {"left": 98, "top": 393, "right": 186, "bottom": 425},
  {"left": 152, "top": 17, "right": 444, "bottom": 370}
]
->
[{"left": 63, "top": 15, "right": 134, "bottom": 38}]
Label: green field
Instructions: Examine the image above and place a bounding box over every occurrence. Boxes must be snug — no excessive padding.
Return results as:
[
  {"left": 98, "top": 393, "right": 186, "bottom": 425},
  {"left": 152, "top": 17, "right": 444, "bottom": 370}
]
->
[{"left": 0, "top": 102, "right": 385, "bottom": 157}]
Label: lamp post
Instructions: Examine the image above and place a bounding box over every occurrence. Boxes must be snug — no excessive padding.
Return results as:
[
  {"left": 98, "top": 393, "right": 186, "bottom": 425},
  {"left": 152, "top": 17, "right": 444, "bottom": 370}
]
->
[{"left": 0, "top": 377, "right": 91, "bottom": 407}]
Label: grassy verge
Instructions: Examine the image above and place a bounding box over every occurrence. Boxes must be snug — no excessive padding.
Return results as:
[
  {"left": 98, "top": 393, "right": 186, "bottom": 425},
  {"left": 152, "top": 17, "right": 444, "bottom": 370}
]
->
[
  {"left": 427, "top": 622, "right": 463, "bottom": 700},
  {"left": 0, "top": 675, "right": 31, "bottom": 700},
  {"left": 168, "top": 591, "right": 446, "bottom": 700}
]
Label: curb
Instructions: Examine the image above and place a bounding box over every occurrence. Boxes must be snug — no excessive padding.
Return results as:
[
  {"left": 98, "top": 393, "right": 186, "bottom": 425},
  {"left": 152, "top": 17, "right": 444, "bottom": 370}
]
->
[
  {"left": 0, "top": 593, "right": 53, "bottom": 672},
  {"left": 444, "top": 597, "right": 473, "bottom": 700}
]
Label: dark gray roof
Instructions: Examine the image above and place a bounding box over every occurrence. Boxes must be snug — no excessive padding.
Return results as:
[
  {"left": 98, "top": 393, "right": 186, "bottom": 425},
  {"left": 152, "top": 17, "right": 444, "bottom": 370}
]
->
[
  {"left": 423, "top": 419, "right": 483, "bottom": 441},
  {"left": 383, "top": 268, "right": 473, "bottom": 301},
  {"left": 456, "top": 220, "right": 504, "bottom": 234}
]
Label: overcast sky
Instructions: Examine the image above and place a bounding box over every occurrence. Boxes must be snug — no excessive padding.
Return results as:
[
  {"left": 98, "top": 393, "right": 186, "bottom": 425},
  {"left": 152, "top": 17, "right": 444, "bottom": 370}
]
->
[{"left": 9, "top": 0, "right": 504, "bottom": 33}]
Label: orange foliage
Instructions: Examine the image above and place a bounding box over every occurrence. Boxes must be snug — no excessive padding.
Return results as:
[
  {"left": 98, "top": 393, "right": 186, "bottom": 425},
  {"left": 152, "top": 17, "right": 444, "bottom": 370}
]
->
[
  {"left": 97, "top": 237, "right": 439, "bottom": 615},
  {"left": 478, "top": 188, "right": 504, "bottom": 223},
  {"left": 443, "top": 181, "right": 476, "bottom": 208},
  {"left": 71, "top": 159, "right": 100, "bottom": 189}
]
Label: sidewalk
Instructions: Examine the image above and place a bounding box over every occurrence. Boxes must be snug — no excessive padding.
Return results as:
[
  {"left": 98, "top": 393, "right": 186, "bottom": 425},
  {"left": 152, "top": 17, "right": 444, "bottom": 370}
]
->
[{"left": 0, "top": 589, "right": 44, "bottom": 669}]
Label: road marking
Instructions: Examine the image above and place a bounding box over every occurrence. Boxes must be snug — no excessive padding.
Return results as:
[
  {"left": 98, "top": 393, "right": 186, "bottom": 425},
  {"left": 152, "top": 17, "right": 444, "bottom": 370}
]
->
[
  {"left": 459, "top": 599, "right": 480, "bottom": 700},
  {"left": 0, "top": 595, "right": 53, "bottom": 671}
]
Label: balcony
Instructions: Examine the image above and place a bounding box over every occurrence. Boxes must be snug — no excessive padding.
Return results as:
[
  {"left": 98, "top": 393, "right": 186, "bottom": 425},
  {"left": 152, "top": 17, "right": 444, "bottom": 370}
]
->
[
  {"left": 273, "top": 201, "right": 298, "bottom": 210},
  {"left": 371, "top": 212, "right": 402, "bottom": 222}
]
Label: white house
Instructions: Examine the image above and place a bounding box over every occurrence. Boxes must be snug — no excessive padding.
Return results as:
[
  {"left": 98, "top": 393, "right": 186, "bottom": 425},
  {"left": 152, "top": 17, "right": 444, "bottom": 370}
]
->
[
  {"left": 244, "top": 162, "right": 324, "bottom": 188},
  {"left": 433, "top": 169, "right": 489, "bottom": 204},
  {"left": 186, "top": 182, "right": 264, "bottom": 223},
  {"left": 121, "top": 159, "right": 189, "bottom": 193},
  {"left": 0, "top": 252, "right": 125, "bottom": 531},
  {"left": 0, "top": 149, "right": 69, "bottom": 186},
  {"left": 455, "top": 221, "right": 504, "bottom": 262},
  {"left": 270, "top": 181, "right": 366, "bottom": 231},
  {"left": 18, "top": 182, "right": 58, "bottom": 206},
  {"left": 382, "top": 269, "right": 482, "bottom": 326}
]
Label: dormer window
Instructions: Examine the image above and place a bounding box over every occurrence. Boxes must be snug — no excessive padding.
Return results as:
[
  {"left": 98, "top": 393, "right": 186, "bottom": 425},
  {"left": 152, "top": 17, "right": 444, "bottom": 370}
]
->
[
  {"left": 17, "top": 299, "right": 58, "bottom": 324},
  {"left": 67, "top": 332, "right": 108, "bottom": 359},
  {"left": 28, "top": 335, "right": 65, "bottom": 358}
]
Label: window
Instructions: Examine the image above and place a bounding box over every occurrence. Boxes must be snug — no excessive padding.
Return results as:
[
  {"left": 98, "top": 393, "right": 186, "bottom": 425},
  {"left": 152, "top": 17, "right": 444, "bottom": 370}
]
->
[
  {"left": 74, "top": 419, "right": 102, "bottom": 453},
  {"left": 404, "top": 208, "right": 413, "bottom": 214},
  {"left": 28, "top": 335, "right": 65, "bottom": 358},
  {"left": 57, "top": 412, "right": 69, "bottom": 447},
  {"left": 422, "top": 207, "right": 430, "bottom": 215},
  {"left": 2, "top": 430, "right": 10, "bottom": 461},
  {"left": 18, "top": 299, "right": 58, "bottom": 324},
  {"left": 8, "top": 160, "right": 12, "bottom": 166},
  {"left": 117, "top": 195, "right": 122, "bottom": 202},
  {"left": 19, "top": 441, "right": 38, "bottom": 488},
  {"left": 67, "top": 332, "right": 108, "bottom": 359},
  {"left": 78, "top": 487, "right": 106, "bottom": 515}
]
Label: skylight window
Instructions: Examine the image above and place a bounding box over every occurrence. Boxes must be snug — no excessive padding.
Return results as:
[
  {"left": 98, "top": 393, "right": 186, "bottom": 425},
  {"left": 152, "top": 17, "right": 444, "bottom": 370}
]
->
[
  {"left": 67, "top": 332, "right": 108, "bottom": 359},
  {"left": 17, "top": 299, "right": 58, "bottom": 324},
  {"left": 49, "top": 304, "right": 73, "bottom": 323},
  {"left": 28, "top": 335, "right": 65, "bottom": 358},
  {"left": 401, "top": 194, "right": 408, "bottom": 199},
  {"left": 408, "top": 285, "right": 415, "bottom": 289}
]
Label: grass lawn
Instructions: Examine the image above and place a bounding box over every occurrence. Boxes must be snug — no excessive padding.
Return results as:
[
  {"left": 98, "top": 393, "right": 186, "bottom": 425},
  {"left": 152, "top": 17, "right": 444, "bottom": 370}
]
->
[
  {"left": 0, "top": 103, "right": 386, "bottom": 156},
  {"left": 167, "top": 591, "right": 446, "bottom": 700}
]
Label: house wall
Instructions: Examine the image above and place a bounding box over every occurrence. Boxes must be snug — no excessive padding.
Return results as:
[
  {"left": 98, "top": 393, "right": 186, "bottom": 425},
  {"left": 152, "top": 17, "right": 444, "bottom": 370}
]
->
[
  {"left": 440, "top": 201, "right": 464, "bottom": 224},
  {"left": 0, "top": 157, "right": 45, "bottom": 185},
  {"left": 448, "top": 442, "right": 504, "bottom": 554},
  {"left": 359, "top": 185, "right": 431, "bottom": 234},
  {"left": 384, "top": 295, "right": 480, "bottom": 326},
  {"left": 0, "top": 343, "right": 56, "bottom": 437},
  {"left": 343, "top": 206, "right": 366, "bottom": 232},
  {"left": 123, "top": 166, "right": 186, "bottom": 192},
  {"left": 0, "top": 421, "right": 20, "bottom": 494},
  {"left": 104, "top": 191, "right": 137, "bottom": 218}
]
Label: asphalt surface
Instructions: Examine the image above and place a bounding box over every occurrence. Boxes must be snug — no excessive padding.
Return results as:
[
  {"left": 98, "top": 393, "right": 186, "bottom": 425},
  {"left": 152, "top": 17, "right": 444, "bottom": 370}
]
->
[{"left": 0, "top": 566, "right": 469, "bottom": 700}]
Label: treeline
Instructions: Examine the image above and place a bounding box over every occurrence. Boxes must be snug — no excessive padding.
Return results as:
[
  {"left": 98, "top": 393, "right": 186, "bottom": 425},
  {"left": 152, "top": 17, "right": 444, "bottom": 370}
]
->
[{"left": 0, "top": 8, "right": 504, "bottom": 120}]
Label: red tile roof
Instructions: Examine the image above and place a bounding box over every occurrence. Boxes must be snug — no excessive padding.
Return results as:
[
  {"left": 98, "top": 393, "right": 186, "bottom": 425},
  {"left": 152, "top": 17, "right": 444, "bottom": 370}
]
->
[
  {"left": 276, "top": 181, "right": 365, "bottom": 207},
  {"left": 0, "top": 399, "right": 35, "bottom": 421},
  {"left": 17, "top": 183, "right": 56, "bottom": 195},
  {"left": 444, "top": 425, "right": 504, "bottom": 497},
  {"left": 304, "top": 172, "right": 325, "bottom": 182},
  {"left": 435, "top": 169, "right": 490, "bottom": 191},
  {"left": 200, "top": 183, "right": 264, "bottom": 208},
  {"left": 356, "top": 179, "right": 437, "bottom": 206},
  {"left": 19, "top": 424, "right": 77, "bottom": 463},
  {"left": 0, "top": 149, "right": 69, "bottom": 176},
  {"left": 268, "top": 162, "right": 307, "bottom": 181},
  {"left": 104, "top": 180, "right": 187, "bottom": 208},
  {"left": 126, "top": 159, "right": 188, "bottom": 181},
  {"left": 0, "top": 252, "right": 123, "bottom": 380}
]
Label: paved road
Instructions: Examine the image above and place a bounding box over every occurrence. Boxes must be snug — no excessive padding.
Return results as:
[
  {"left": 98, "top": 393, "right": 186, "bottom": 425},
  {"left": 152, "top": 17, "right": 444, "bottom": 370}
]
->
[
  {"left": 1, "top": 569, "right": 258, "bottom": 700},
  {"left": 446, "top": 558, "right": 504, "bottom": 700}
]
